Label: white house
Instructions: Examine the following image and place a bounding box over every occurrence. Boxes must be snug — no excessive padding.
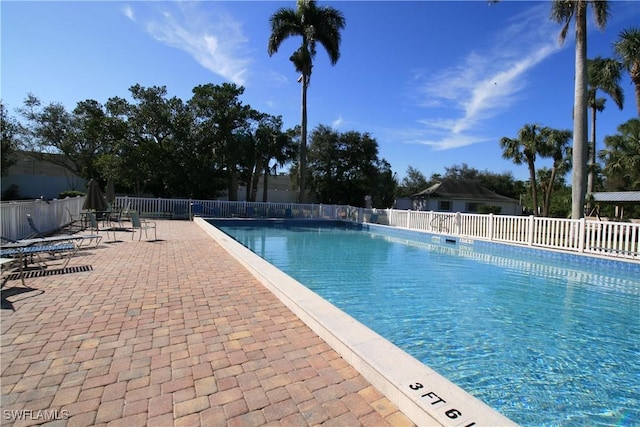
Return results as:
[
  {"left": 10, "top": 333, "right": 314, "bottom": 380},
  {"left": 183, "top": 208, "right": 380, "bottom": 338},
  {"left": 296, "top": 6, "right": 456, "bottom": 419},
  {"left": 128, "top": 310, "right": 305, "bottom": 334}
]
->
[{"left": 411, "top": 179, "right": 522, "bottom": 216}]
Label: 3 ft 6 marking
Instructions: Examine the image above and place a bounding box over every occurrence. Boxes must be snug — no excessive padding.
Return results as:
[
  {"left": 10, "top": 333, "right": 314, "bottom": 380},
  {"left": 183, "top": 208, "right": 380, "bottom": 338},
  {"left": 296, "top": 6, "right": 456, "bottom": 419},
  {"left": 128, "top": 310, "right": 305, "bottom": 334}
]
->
[{"left": 408, "top": 382, "right": 476, "bottom": 427}]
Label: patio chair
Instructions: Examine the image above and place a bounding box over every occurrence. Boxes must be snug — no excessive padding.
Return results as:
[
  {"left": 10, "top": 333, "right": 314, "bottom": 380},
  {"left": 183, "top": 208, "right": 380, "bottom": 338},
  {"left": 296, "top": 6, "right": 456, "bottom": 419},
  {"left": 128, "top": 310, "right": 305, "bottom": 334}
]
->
[
  {"left": 129, "top": 211, "right": 157, "bottom": 241},
  {"left": 103, "top": 204, "right": 127, "bottom": 229},
  {"left": 87, "top": 212, "right": 116, "bottom": 241},
  {"left": 65, "top": 207, "right": 85, "bottom": 232}
]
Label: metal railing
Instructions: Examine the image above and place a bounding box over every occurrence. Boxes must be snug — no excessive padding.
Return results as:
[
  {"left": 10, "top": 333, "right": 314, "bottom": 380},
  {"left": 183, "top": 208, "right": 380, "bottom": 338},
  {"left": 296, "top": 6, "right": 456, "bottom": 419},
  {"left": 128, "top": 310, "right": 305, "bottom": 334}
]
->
[
  {"left": 112, "top": 197, "right": 358, "bottom": 221},
  {"left": 2, "top": 196, "right": 638, "bottom": 261}
]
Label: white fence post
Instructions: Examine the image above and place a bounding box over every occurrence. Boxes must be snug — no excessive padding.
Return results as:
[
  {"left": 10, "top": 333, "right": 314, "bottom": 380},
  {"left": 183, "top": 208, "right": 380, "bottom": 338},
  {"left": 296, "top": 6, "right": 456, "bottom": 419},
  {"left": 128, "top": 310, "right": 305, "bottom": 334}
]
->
[
  {"left": 578, "top": 218, "right": 586, "bottom": 253},
  {"left": 527, "top": 215, "right": 535, "bottom": 246},
  {"left": 407, "top": 210, "right": 411, "bottom": 229},
  {"left": 488, "top": 213, "right": 494, "bottom": 241}
]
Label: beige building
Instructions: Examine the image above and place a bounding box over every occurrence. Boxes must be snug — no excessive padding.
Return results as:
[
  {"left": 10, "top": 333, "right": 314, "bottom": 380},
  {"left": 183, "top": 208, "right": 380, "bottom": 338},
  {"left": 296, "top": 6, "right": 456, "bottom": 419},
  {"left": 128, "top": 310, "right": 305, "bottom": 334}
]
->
[{"left": 2, "top": 152, "right": 85, "bottom": 200}]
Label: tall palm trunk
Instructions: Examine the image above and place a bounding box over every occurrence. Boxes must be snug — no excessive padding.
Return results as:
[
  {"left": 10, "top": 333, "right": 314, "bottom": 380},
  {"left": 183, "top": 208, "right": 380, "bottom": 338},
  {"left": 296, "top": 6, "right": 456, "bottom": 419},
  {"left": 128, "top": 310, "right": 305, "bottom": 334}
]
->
[
  {"left": 250, "top": 163, "right": 261, "bottom": 202},
  {"left": 262, "top": 163, "right": 270, "bottom": 203},
  {"left": 635, "top": 71, "right": 640, "bottom": 116},
  {"left": 527, "top": 158, "right": 539, "bottom": 216},
  {"left": 571, "top": 5, "right": 588, "bottom": 219},
  {"left": 544, "top": 167, "right": 559, "bottom": 217},
  {"left": 228, "top": 162, "right": 238, "bottom": 201},
  {"left": 587, "top": 102, "right": 597, "bottom": 197},
  {"left": 299, "top": 72, "right": 308, "bottom": 203}
]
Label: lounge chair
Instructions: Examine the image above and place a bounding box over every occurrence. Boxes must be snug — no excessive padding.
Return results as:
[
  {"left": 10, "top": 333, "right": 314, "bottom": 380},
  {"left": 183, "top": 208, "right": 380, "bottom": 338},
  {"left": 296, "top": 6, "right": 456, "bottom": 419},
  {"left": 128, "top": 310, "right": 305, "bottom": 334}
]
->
[
  {"left": 18, "top": 234, "right": 103, "bottom": 249},
  {"left": 22, "top": 214, "right": 102, "bottom": 247},
  {"left": 26, "top": 214, "right": 46, "bottom": 238},
  {"left": 1, "top": 240, "right": 78, "bottom": 271},
  {"left": 23, "top": 214, "right": 102, "bottom": 247},
  {"left": 129, "top": 211, "right": 157, "bottom": 241}
]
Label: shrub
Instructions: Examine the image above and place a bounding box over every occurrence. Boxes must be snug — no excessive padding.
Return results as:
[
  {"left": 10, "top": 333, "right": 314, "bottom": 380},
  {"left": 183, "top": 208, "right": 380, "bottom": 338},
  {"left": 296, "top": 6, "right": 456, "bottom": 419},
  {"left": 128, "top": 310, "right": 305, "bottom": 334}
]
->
[
  {"left": 59, "top": 190, "right": 85, "bottom": 199},
  {"left": 478, "top": 205, "right": 502, "bottom": 214},
  {"left": 1, "top": 184, "right": 20, "bottom": 201}
]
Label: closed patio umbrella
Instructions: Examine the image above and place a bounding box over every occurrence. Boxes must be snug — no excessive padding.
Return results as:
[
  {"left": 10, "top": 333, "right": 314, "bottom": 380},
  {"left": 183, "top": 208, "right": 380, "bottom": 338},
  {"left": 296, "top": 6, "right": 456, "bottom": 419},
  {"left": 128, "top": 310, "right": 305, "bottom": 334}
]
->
[
  {"left": 105, "top": 177, "right": 116, "bottom": 206},
  {"left": 83, "top": 179, "right": 107, "bottom": 211}
]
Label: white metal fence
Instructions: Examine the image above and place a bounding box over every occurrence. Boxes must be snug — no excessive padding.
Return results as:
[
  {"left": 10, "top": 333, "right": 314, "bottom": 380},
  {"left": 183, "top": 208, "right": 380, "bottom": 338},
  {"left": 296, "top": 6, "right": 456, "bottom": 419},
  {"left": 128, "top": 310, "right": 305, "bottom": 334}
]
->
[{"left": 1, "top": 197, "right": 638, "bottom": 261}]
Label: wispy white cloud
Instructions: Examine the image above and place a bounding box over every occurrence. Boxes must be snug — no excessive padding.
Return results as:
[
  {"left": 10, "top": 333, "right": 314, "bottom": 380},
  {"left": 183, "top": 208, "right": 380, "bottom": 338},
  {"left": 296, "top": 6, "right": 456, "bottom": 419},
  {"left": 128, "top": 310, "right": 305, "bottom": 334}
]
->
[
  {"left": 331, "top": 116, "right": 344, "bottom": 129},
  {"left": 124, "top": 3, "right": 251, "bottom": 86},
  {"left": 123, "top": 5, "right": 135, "bottom": 22},
  {"left": 408, "top": 3, "right": 564, "bottom": 150},
  {"left": 411, "top": 134, "right": 494, "bottom": 151}
]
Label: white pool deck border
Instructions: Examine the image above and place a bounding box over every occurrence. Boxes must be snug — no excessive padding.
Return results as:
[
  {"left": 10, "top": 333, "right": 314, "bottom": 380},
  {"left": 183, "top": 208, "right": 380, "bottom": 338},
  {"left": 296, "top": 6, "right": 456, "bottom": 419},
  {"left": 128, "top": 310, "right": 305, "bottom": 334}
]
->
[{"left": 196, "top": 218, "right": 518, "bottom": 427}]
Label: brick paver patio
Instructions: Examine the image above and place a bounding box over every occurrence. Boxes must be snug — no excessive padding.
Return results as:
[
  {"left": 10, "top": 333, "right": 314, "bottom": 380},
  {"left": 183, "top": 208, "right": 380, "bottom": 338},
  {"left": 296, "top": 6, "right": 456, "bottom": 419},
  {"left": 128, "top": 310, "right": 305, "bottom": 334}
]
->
[{"left": 1, "top": 220, "right": 415, "bottom": 426}]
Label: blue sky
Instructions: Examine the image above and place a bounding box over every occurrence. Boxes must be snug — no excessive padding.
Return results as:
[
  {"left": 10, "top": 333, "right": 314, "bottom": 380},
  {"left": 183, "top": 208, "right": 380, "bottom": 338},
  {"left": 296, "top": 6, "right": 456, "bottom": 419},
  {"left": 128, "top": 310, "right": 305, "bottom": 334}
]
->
[{"left": 2, "top": 1, "right": 639, "bottom": 182}]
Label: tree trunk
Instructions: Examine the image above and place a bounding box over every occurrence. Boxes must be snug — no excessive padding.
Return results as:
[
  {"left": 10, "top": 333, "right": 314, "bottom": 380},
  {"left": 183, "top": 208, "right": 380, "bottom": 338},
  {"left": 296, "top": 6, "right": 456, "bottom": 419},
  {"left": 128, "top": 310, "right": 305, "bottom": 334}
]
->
[
  {"left": 250, "top": 164, "right": 260, "bottom": 202},
  {"left": 543, "top": 167, "right": 558, "bottom": 217},
  {"left": 299, "top": 73, "right": 308, "bottom": 204},
  {"left": 587, "top": 103, "right": 597, "bottom": 202},
  {"left": 635, "top": 75, "right": 640, "bottom": 116},
  {"left": 227, "top": 161, "right": 238, "bottom": 201},
  {"left": 527, "top": 158, "right": 539, "bottom": 216},
  {"left": 262, "top": 163, "right": 270, "bottom": 203},
  {"left": 571, "top": 5, "right": 588, "bottom": 219}
]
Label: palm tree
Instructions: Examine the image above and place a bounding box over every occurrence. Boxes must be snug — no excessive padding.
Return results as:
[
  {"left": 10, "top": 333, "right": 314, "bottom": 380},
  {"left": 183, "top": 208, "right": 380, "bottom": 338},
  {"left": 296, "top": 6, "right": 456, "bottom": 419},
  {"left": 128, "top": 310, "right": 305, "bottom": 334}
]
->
[
  {"left": 251, "top": 115, "right": 297, "bottom": 202},
  {"left": 586, "top": 56, "right": 624, "bottom": 197},
  {"left": 539, "top": 128, "right": 572, "bottom": 217},
  {"left": 500, "top": 124, "right": 546, "bottom": 216},
  {"left": 614, "top": 27, "right": 640, "bottom": 116},
  {"left": 550, "top": 0, "right": 610, "bottom": 219},
  {"left": 599, "top": 118, "right": 640, "bottom": 190},
  {"left": 268, "top": 0, "right": 346, "bottom": 203}
]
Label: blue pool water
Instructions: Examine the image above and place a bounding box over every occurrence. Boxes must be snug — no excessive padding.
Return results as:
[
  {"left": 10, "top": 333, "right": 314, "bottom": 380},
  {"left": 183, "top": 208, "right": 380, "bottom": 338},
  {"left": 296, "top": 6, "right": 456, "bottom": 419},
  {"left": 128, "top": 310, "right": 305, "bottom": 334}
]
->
[{"left": 213, "top": 220, "right": 640, "bottom": 427}]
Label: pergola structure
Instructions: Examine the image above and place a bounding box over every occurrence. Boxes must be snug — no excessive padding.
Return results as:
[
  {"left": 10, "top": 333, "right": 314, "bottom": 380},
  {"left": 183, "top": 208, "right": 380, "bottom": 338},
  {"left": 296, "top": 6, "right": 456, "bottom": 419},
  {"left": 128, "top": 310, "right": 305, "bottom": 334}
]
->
[{"left": 589, "top": 191, "right": 640, "bottom": 219}]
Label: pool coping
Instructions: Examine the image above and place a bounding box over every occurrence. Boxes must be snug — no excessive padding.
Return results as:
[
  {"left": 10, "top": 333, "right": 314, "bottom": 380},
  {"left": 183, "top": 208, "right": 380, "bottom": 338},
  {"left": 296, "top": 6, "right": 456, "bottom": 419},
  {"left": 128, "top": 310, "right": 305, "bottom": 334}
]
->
[{"left": 195, "top": 217, "right": 518, "bottom": 427}]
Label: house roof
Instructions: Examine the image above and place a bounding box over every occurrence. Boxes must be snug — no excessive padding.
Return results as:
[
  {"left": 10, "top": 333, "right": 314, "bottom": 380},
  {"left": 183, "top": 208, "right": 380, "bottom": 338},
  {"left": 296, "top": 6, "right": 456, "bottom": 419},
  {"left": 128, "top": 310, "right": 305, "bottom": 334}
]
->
[
  {"left": 411, "top": 179, "right": 519, "bottom": 203},
  {"left": 591, "top": 191, "right": 640, "bottom": 203}
]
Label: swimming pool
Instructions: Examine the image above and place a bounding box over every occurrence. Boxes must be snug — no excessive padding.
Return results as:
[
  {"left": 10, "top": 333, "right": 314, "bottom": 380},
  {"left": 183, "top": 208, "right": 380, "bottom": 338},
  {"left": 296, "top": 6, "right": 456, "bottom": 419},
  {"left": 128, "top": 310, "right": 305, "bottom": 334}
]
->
[{"left": 209, "top": 219, "right": 640, "bottom": 427}]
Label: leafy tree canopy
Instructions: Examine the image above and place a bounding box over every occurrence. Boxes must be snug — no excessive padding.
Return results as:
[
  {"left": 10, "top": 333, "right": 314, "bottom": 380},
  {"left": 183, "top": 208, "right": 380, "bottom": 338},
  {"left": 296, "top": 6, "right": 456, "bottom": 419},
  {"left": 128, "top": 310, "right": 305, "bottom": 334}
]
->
[
  {"left": 11, "top": 84, "right": 297, "bottom": 200},
  {"left": 306, "top": 125, "right": 396, "bottom": 207},
  {"left": 1, "top": 101, "right": 20, "bottom": 177}
]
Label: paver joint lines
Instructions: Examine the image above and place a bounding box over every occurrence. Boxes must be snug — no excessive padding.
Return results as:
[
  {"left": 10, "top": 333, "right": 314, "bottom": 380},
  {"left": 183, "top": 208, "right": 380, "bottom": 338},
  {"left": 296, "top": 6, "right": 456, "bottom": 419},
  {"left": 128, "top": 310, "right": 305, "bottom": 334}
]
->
[{"left": 1, "top": 220, "right": 415, "bottom": 427}]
